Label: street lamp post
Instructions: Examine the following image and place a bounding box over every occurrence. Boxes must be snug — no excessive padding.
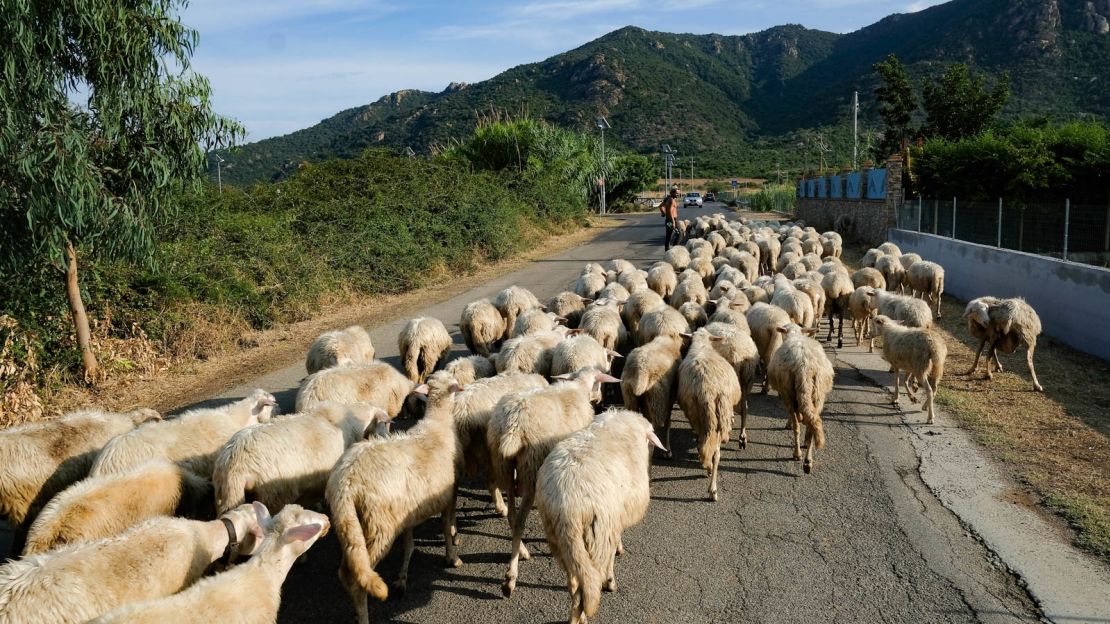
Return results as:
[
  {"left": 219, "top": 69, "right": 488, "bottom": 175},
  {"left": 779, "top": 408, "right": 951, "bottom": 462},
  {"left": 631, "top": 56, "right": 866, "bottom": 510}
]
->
[
  {"left": 596, "top": 117, "right": 610, "bottom": 215},
  {"left": 213, "top": 153, "right": 224, "bottom": 194}
]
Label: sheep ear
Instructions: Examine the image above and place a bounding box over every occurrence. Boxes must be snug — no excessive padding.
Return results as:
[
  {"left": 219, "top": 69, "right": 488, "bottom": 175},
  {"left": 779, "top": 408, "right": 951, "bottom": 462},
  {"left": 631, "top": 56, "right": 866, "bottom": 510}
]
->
[
  {"left": 803, "top": 328, "right": 818, "bottom": 336},
  {"left": 579, "top": 297, "right": 593, "bottom": 304},
  {"left": 709, "top": 335, "right": 725, "bottom": 343},
  {"left": 413, "top": 384, "right": 429, "bottom": 396},
  {"left": 449, "top": 382, "right": 465, "bottom": 393},
  {"left": 252, "top": 501, "right": 271, "bottom": 528},
  {"left": 554, "top": 316, "right": 568, "bottom": 325},
  {"left": 538, "top": 304, "right": 548, "bottom": 312},
  {"left": 282, "top": 523, "right": 323, "bottom": 544},
  {"left": 606, "top": 349, "right": 623, "bottom": 359},
  {"left": 679, "top": 332, "right": 693, "bottom": 338},
  {"left": 595, "top": 373, "right": 621, "bottom": 384},
  {"left": 566, "top": 328, "right": 583, "bottom": 336},
  {"left": 552, "top": 373, "right": 573, "bottom": 380},
  {"left": 775, "top": 326, "right": 790, "bottom": 334},
  {"left": 647, "top": 429, "right": 667, "bottom": 452}
]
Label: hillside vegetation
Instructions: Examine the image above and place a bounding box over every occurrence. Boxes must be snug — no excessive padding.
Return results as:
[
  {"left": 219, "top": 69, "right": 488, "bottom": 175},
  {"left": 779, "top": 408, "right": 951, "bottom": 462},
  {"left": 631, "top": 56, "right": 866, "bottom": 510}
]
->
[{"left": 218, "top": 0, "right": 1110, "bottom": 184}]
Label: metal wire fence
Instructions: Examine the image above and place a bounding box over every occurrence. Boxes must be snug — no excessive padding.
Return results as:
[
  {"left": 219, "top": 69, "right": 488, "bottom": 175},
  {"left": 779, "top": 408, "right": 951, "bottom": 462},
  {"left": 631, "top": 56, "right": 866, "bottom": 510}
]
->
[{"left": 896, "top": 198, "right": 1110, "bottom": 268}]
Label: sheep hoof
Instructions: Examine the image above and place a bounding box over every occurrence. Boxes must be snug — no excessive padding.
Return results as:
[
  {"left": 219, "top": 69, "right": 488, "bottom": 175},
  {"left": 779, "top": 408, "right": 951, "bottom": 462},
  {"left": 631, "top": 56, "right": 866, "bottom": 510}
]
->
[
  {"left": 448, "top": 556, "right": 462, "bottom": 568},
  {"left": 792, "top": 452, "right": 802, "bottom": 461},
  {"left": 392, "top": 579, "right": 408, "bottom": 595},
  {"left": 708, "top": 490, "right": 718, "bottom": 502},
  {"left": 738, "top": 436, "right": 747, "bottom": 450},
  {"left": 1034, "top": 384, "right": 1044, "bottom": 393},
  {"left": 604, "top": 578, "right": 618, "bottom": 592},
  {"left": 908, "top": 396, "right": 919, "bottom": 404},
  {"left": 501, "top": 577, "right": 516, "bottom": 598},
  {"left": 837, "top": 339, "right": 843, "bottom": 349},
  {"left": 803, "top": 461, "right": 813, "bottom": 474},
  {"left": 495, "top": 506, "right": 508, "bottom": 518},
  {"left": 519, "top": 544, "right": 532, "bottom": 560}
]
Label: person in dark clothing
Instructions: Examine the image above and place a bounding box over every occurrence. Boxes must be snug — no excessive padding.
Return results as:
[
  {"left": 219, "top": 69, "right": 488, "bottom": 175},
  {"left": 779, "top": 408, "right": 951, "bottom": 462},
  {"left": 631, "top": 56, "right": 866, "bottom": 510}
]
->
[{"left": 660, "top": 187, "right": 680, "bottom": 250}]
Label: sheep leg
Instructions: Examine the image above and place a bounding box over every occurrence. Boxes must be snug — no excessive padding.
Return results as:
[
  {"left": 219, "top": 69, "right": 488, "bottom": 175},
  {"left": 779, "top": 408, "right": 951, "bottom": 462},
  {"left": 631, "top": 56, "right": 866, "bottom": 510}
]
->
[
  {"left": 394, "top": 528, "right": 415, "bottom": 593},
  {"left": 738, "top": 399, "right": 749, "bottom": 450},
  {"left": 892, "top": 371, "right": 901, "bottom": 404},
  {"left": 339, "top": 561, "right": 371, "bottom": 624},
  {"left": 603, "top": 543, "right": 618, "bottom": 592},
  {"left": 791, "top": 416, "right": 802, "bottom": 461},
  {"left": 803, "top": 426, "right": 815, "bottom": 474},
  {"left": 966, "top": 338, "right": 988, "bottom": 376},
  {"left": 934, "top": 292, "right": 942, "bottom": 318},
  {"left": 904, "top": 373, "right": 919, "bottom": 403},
  {"left": 569, "top": 575, "right": 585, "bottom": 624},
  {"left": 1026, "top": 344, "right": 1044, "bottom": 392},
  {"left": 443, "top": 495, "right": 462, "bottom": 567},
  {"left": 836, "top": 313, "right": 844, "bottom": 349},
  {"left": 502, "top": 488, "right": 535, "bottom": 597},
  {"left": 924, "top": 375, "right": 937, "bottom": 424},
  {"left": 708, "top": 445, "right": 720, "bottom": 502},
  {"left": 993, "top": 350, "right": 1004, "bottom": 373},
  {"left": 489, "top": 482, "right": 508, "bottom": 518},
  {"left": 985, "top": 343, "right": 999, "bottom": 380},
  {"left": 825, "top": 310, "right": 834, "bottom": 343}
]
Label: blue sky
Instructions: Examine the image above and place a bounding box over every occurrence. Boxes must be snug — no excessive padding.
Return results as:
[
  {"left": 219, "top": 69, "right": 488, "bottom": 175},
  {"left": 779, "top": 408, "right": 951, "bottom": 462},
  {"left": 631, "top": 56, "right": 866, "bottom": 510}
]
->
[{"left": 180, "top": 0, "right": 946, "bottom": 142}]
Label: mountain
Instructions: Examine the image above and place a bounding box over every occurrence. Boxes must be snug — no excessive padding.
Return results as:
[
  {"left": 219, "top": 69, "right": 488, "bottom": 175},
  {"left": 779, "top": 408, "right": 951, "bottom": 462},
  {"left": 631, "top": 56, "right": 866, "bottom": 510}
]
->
[{"left": 218, "top": 0, "right": 1110, "bottom": 184}]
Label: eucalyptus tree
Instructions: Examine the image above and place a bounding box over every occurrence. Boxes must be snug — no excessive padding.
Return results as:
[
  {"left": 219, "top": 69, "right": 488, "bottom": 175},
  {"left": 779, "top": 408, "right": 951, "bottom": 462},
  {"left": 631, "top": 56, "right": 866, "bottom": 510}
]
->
[{"left": 0, "top": 0, "right": 242, "bottom": 381}]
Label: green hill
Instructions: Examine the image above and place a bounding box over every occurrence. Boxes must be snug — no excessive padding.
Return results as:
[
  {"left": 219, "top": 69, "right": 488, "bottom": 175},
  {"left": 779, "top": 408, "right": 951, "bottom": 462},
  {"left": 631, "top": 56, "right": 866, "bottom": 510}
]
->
[{"left": 217, "top": 0, "right": 1110, "bottom": 184}]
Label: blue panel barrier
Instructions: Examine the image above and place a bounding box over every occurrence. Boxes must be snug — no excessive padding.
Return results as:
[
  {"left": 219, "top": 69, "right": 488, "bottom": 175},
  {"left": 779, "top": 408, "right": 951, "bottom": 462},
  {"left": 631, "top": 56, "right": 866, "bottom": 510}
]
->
[
  {"left": 807, "top": 179, "right": 816, "bottom": 198},
  {"left": 816, "top": 177, "right": 827, "bottom": 198},
  {"left": 846, "top": 172, "right": 861, "bottom": 199},
  {"left": 797, "top": 180, "right": 804, "bottom": 198},
  {"left": 829, "top": 175, "right": 843, "bottom": 199},
  {"left": 866, "top": 168, "right": 887, "bottom": 200}
]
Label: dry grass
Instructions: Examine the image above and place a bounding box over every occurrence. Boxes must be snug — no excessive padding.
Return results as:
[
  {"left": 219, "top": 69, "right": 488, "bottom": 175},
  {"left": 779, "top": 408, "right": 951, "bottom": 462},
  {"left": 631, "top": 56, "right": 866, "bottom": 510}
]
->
[{"left": 844, "top": 244, "right": 1110, "bottom": 561}]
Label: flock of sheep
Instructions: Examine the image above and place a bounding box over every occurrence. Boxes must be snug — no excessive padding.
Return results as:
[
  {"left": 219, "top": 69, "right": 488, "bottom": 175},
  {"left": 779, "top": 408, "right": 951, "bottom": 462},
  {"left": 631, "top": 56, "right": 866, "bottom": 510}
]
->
[{"left": 0, "top": 212, "right": 1047, "bottom": 624}]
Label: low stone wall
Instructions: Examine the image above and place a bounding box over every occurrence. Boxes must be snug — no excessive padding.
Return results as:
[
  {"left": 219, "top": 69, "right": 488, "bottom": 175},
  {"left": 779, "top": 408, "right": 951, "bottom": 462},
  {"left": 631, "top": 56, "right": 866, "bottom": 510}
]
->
[
  {"left": 889, "top": 230, "right": 1110, "bottom": 361},
  {"left": 796, "top": 199, "right": 894, "bottom": 246}
]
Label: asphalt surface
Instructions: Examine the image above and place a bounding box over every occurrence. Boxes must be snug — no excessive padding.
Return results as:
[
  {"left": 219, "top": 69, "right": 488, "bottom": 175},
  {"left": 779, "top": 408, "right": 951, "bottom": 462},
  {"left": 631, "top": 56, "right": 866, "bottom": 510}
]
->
[
  {"left": 202, "top": 203, "right": 1038, "bottom": 624},
  {"left": 0, "top": 204, "right": 1044, "bottom": 623}
]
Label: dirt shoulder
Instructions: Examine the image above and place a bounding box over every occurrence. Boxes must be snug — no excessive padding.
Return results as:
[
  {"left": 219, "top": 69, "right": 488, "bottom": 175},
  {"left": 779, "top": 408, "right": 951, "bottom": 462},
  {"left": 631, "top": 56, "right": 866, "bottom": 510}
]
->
[{"left": 53, "top": 218, "right": 619, "bottom": 416}]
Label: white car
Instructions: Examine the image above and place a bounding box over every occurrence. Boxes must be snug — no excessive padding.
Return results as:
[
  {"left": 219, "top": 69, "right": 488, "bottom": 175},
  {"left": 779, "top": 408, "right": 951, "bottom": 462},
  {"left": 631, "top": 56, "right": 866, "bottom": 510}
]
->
[{"left": 684, "top": 192, "right": 703, "bottom": 207}]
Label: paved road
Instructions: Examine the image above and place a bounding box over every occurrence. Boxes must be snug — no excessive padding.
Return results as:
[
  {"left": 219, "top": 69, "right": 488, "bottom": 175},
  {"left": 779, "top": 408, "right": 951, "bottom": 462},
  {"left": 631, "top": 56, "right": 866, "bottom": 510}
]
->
[{"left": 215, "top": 204, "right": 1037, "bottom": 623}]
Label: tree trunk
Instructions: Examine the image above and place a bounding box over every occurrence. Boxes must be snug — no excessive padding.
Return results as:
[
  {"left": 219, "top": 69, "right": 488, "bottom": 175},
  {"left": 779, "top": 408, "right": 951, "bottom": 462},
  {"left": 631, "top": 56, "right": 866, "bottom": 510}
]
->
[{"left": 64, "top": 240, "right": 99, "bottom": 383}]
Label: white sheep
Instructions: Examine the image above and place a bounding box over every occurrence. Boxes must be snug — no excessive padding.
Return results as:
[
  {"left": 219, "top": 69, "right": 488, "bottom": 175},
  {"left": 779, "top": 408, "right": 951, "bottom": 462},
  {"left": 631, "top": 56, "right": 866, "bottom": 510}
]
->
[
  {"left": 535, "top": 408, "right": 661, "bottom": 621},
  {"left": 875, "top": 255, "right": 905, "bottom": 293},
  {"left": 663, "top": 245, "right": 691, "bottom": 272},
  {"left": 964, "top": 297, "right": 1044, "bottom": 392},
  {"left": 620, "top": 289, "right": 665, "bottom": 339},
  {"left": 678, "top": 301, "right": 708, "bottom": 330},
  {"left": 549, "top": 334, "right": 621, "bottom": 378},
  {"left": 488, "top": 368, "right": 617, "bottom": 598},
  {"left": 306, "top": 325, "right": 375, "bottom": 374},
  {"left": 443, "top": 354, "right": 496, "bottom": 385},
  {"left": 579, "top": 300, "right": 629, "bottom": 353},
  {"left": 678, "top": 329, "right": 742, "bottom": 501},
  {"left": 597, "top": 281, "right": 630, "bottom": 303},
  {"left": 620, "top": 335, "right": 683, "bottom": 458},
  {"left": 746, "top": 302, "right": 792, "bottom": 393},
  {"left": 820, "top": 269, "right": 855, "bottom": 348},
  {"left": 708, "top": 298, "right": 751, "bottom": 329},
  {"left": 493, "top": 286, "right": 545, "bottom": 340},
  {"left": 295, "top": 361, "right": 414, "bottom": 415},
  {"left": 89, "top": 504, "right": 329, "bottom": 624},
  {"left": 860, "top": 248, "right": 885, "bottom": 268},
  {"left": 549, "top": 291, "right": 591, "bottom": 329},
  {"left": 494, "top": 330, "right": 565, "bottom": 376},
  {"left": 460, "top": 299, "right": 506, "bottom": 357},
  {"left": 849, "top": 286, "right": 876, "bottom": 349},
  {"left": 851, "top": 267, "right": 886, "bottom": 291},
  {"left": 899, "top": 252, "right": 921, "bottom": 273},
  {"left": 573, "top": 273, "right": 607, "bottom": 301},
  {"left": 766, "top": 323, "right": 834, "bottom": 474},
  {"left": 756, "top": 237, "right": 781, "bottom": 275},
  {"left": 770, "top": 275, "right": 815, "bottom": 330},
  {"left": 906, "top": 260, "right": 945, "bottom": 318},
  {"left": 0, "top": 504, "right": 265, "bottom": 624},
  {"left": 23, "top": 460, "right": 212, "bottom": 556},
  {"left": 399, "top": 316, "right": 453, "bottom": 383},
  {"left": 511, "top": 309, "right": 563, "bottom": 338},
  {"left": 688, "top": 256, "right": 717, "bottom": 288},
  {"left": 867, "top": 288, "right": 933, "bottom": 334},
  {"left": 646, "top": 262, "right": 678, "bottom": 299},
  {"left": 871, "top": 316, "right": 947, "bottom": 423},
  {"left": 0, "top": 407, "right": 160, "bottom": 554},
  {"left": 212, "top": 402, "right": 388, "bottom": 514},
  {"left": 327, "top": 372, "right": 463, "bottom": 624},
  {"left": 90, "top": 391, "right": 275, "bottom": 479},
  {"left": 877, "top": 242, "right": 902, "bottom": 259},
  {"left": 616, "top": 270, "right": 648, "bottom": 295},
  {"left": 703, "top": 321, "right": 759, "bottom": 448},
  {"left": 452, "top": 373, "right": 549, "bottom": 518},
  {"left": 638, "top": 305, "right": 690, "bottom": 345}
]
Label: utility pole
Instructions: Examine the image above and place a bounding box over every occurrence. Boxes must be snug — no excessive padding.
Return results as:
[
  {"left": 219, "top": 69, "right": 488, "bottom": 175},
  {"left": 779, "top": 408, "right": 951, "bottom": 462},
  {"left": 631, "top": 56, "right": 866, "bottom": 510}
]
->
[
  {"left": 213, "top": 153, "right": 224, "bottom": 193},
  {"left": 596, "top": 117, "right": 610, "bottom": 215},
  {"left": 852, "top": 91, "right": 859, "bottom": 170},
  {"left": 690, "top": 156, "right": 695, "bottom": 186}
]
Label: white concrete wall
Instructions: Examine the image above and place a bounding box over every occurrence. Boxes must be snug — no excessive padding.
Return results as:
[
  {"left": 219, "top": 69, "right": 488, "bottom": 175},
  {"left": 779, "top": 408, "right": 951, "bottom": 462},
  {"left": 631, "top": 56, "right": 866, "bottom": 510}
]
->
[{"left": 889, "top": 230, "right": 1110, "bottom": 361}]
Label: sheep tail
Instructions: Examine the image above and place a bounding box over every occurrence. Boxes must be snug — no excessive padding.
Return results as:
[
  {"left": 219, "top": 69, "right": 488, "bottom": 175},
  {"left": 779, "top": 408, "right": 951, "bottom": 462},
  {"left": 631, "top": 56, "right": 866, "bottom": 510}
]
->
[
  {"left": 212, "top": 462, "right": 247, "bottom": 515},
  {"left": 403, "top": 344, "right": 420, "bottom": 382},
  {"left": 498, "top": 423, "right": 525, "bottom": 462},
  {"left": 567, "top": 516, "right": 603, "bottom": 618},
  {"left": 715, "top": 393, "right": 734, "bottom": 444},
  {"left": 333, "top": 494, "right": 389, "bottom": 601}
]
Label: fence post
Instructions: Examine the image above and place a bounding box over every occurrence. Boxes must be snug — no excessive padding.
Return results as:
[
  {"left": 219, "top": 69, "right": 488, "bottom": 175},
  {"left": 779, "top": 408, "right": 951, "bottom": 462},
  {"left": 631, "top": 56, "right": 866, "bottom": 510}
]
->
[
  {"left": 997, "top": 198, "right": 1003, "bottom": 247},
  {"left": 1063, "top": 198, "right": 1070, "bottom": 261},
  {"left": 951, "top": 197, "right": 957, "bottom": 239},
  {"left": 917, "top": 196, "right": 923, "bottom": 232},
  {"left": 933, "top": 200, "right": 938, "bottom": 235}
]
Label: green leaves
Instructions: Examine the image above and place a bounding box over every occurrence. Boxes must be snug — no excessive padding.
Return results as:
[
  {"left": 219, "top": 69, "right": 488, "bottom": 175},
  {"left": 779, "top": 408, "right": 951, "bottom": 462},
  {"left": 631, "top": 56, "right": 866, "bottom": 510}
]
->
[{"left": 922, "top": 64, "right": 1010, "bottom": 141}]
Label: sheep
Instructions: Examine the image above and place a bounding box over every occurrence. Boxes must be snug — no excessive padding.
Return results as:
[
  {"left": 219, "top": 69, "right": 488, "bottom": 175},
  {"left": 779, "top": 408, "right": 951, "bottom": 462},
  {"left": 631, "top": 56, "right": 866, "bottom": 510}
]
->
[
  {"left": 295, "top": 361, "right": 414, "bottom": 415},
  {"left": 604, "top": 259, "right": 636, "bottom": 276},
  {"left": 800, "top": 237, "right": 823, "bottom": 257},
  {"left": 572, "top": 273, "right": 607, "bottom": 301},
  {"left": 776, "top": 251, "right": 801, "bottom": 274},
  {"left": 849, "top": 286, "right": 876, "bottom": 349},
  {"left": 578, "top": 300, "right": 628, "bottom": 353},
  {"left": 647, "top": 262, "right": 677, "bottom": 299},
  {"left": 818, "top": 257, "right": 846, "bottom": 275},
  {"left": 706, "top": 231, "right": 727, "bottom": 255},
  {"left": 878, "top": 242, "right": 902, "bottom": 259},
  {"left": 708, "top": 298, "right": 751, "bottom": 329},
  {"left": 736, "top": 240, "right": 760, "bottom": 266},
  {"left": 305, "top": 325, "right": 375, "bottom": 375},
  {"left": 899, "top": 252, "right": 922, "bottom": 273},
  {"left": 792, "top": 278, "right": 825, "bottom": 329},
  {"left": 678, "top": 329, "right": 742, "bottom": 501},
  {"left": 616, "top": 270, "right": 648, "bottom": 295},
  {"left": 766, "top": 323, "right": 834, "bottom": 474},
  {"left": 770, "top": 275, "right": 815, "bottom": 330},
  {"left": 703, "top": 322, "right": 759, "bottom": 449},
  {"left": 597, "top": 282, "right": 631, "bottom": 304},
  {"left": 670, "top": 274, "right": 709, "bottom": 308},
  {"left": 906, "top": 260, "right": 946, "bottom": 318},
  {"left": 715, "top": 264, "right": 746, "bottom": 288},
  {"left": 821, "top": 269, "right": 855, "bottom": 348},
  {"left": 689, "top": 255, "right": 716, "bottom": 287},
  {"left": 212, "top": 402, "right": 387, "bottom": 515},
  {"left": 549, "top": 334, "right": 621, "bottom": 378},
  {"left": 327, "top": 372, "right": 464, "bottom": 624},
  {"left": 452, "top": 373, "right": 549, "bottom": 518},
  {"left": 708, "top": 279, "right": 738, "bottom": 301},
  {"left": 638, "top": 305, "right": 691, "bottom": 346},
  {"left": 871, "top": 316, "right": 947, "bottom": 424},
  {"left": 860, "top": 248, "right": 885, "bottom": 268},
  {"left": 488, "top": 368, "right": 618, "bottom": 598},
  {"left": 742, "top": 285, "right": 769, "bottom": 306},
  {"left": 746, "top": 302, "right": 792, "bottom": 394},
  {"left": 0, "top": 504, "right": 265, "bottom": 624},
  {"left": 90, "top": 391, "right": 276, "bottom": 479},
  {"left": 494, "top": 330, "right": 564, "bottom": 376},
  {"left": 964, "top": 297, "right": 1044, "bottom": 392},
  {"left": 875, "top": 255, "right": 905, "bottom": 293},
  {"left": 678, "top": 301, "right": 708, "bottom": 330},
  {"left": 89, "top": 504, "right": 329, "bottom": 624},
  {"left": 781, "top": 261, "right": 808, "bottom": 280},
  {"left": 867, "top": 288, "right": 933, "bottom": 333},
  {"left": 821, "top": 236, "right": 843, "bottom": 259},
  {"left": 548, "top": 292, "right": 591, "bottom": 329},
  {"left": 493, "top": 286, "right": 544, "bottom": 340},
  {"left": 537, "top": 409, "right": 663, "bottom": 624},
  {"left": 444, "top": 354, "right": 496, "bottom": 385},
  {"left": 620, "top": 335, "right": 683, "bottom": 458},
  {"left": 800, "top": 253, "right": 823, "bottom": 272},
  {"left": 399, "top": 317, "right": 453, "bottom": 383},
  {"left": 675, "top": 219, "right": 689, "bottom": 242},
  {"left": 0, "top": 407, "right": 161, "bottom": 554},
  {"left": 852, "top": 267, "right": 886, "bottom": 291},
  {"left": 511, "top": 309, "right": 563, "bottom": 338},
  {"left": 460, "top": 299, "right": 506, "bottom": 357},
  {"left": 620, "top": 289, "right": 665, "bottom": 340},
  {"left": 22, "top": 460, "right": 211, "bottom": 556},
  {"left": 756, "top": 236, "right": 781, "bottom": 275},
  {"left": 663, "top": 245, "right": 691, "bottom": 272}
]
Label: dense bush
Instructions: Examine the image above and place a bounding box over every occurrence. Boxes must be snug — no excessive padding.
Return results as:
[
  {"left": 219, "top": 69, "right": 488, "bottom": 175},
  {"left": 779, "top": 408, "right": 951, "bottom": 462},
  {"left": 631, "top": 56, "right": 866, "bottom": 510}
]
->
[{"left": 748, "top": 184, "right": 797, "bottom": 214}]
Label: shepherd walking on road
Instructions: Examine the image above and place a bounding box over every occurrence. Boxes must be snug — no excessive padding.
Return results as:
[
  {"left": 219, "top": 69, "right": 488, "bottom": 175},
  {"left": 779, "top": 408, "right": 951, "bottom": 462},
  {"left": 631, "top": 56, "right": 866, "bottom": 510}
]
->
[{"left": 660, "top": 187, "right": 680, "bottom": 250}]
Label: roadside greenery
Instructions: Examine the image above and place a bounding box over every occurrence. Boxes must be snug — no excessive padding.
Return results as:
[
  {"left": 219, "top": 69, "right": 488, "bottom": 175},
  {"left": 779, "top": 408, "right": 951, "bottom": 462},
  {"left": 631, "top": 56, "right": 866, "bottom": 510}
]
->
[{"left": 749, "top": 184, "right": 797, "bottom": 214}]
